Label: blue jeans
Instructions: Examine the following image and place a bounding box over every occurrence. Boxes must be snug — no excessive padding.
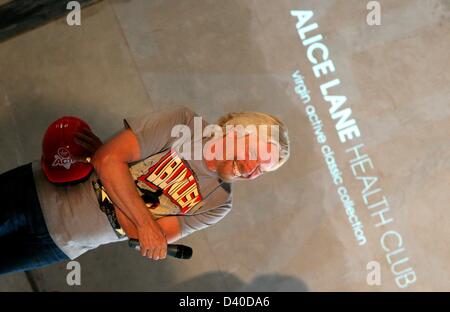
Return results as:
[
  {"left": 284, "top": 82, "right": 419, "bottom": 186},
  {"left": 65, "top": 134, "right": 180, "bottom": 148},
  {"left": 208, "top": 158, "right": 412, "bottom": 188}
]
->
[{"left": 0, "top": 163, "right": 69, "bottom": 276}]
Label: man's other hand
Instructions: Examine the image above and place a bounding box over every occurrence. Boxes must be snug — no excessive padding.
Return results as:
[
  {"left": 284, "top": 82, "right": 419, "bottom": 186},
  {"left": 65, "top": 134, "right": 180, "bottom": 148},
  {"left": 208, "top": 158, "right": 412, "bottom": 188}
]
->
[
  {"left": 137, "top": 220, "right": 168, "bottom": 260},
  {"left": 74, "top": 128, "right": 103, "bottom": 159}
]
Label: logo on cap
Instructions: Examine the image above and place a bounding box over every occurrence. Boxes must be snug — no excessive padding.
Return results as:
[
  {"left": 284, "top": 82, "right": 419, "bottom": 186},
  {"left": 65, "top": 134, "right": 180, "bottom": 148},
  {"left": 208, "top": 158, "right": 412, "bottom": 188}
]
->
[{"left": 52, "top": 147, "right": 75, "bottom": 170}]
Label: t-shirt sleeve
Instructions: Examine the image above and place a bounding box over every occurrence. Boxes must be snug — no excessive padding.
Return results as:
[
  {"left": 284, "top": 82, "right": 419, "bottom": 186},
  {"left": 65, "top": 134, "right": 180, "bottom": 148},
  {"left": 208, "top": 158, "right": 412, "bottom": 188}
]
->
[
  {"left": 176, "top": 198, "right": 233, "bottom": 238},
  {"left": 123, "top": 106, "right": 196, "bottom": 159}
]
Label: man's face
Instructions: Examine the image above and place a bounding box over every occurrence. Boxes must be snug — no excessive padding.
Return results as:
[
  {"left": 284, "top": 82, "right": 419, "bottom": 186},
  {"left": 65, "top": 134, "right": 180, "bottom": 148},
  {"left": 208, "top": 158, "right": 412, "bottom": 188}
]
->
[{"left": 214, "top": 132, "right": 279, "bottom": 182}]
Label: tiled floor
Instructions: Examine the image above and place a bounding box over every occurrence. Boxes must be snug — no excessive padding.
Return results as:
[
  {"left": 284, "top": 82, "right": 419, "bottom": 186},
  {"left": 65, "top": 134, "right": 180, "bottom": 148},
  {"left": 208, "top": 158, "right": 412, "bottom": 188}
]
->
[{"left": 0, "top": 0, "right": 449, "bottom": 291}]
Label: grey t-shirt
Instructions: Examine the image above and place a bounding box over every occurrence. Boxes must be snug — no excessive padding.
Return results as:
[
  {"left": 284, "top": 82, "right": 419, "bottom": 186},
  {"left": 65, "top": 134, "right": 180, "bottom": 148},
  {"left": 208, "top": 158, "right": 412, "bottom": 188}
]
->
[{"left": 32, "top": 107, "right": 233, "bottom": 260}]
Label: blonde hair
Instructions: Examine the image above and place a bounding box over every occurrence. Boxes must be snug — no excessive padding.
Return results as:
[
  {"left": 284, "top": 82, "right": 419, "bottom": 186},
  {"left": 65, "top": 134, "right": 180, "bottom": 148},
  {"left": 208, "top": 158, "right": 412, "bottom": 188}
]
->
[{"left": 217, "top": 112, "right": 290, "bottom": 171}]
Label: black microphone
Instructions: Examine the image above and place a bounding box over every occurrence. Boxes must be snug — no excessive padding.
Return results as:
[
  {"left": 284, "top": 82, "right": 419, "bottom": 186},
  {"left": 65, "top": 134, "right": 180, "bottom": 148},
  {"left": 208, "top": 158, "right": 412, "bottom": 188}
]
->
[{"left": 128, "top": 239, "right": 193, "bottom": 260}]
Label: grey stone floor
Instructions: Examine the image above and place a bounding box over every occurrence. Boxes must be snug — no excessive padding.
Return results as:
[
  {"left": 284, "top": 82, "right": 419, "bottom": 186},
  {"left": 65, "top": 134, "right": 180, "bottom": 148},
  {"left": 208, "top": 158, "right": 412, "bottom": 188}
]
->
[{"left": 0, "top": 0, "right": 449, "bottom": 291}]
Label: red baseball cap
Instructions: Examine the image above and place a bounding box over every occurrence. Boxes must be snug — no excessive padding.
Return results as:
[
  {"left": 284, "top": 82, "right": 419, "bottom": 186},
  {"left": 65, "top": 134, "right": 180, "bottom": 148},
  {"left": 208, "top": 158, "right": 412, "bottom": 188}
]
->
[{"left": 41, "top": 116, "right": 94, "bottom": 184}]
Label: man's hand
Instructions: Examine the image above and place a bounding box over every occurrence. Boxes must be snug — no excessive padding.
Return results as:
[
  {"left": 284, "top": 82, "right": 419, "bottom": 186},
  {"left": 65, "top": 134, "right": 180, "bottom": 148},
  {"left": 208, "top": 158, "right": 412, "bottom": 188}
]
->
[
  {"left": 115, "top": 204, "right": 170, "bottom": 261},
  {"left": 137, "top": 219, "right": 168, "bottom": 260},
  {"left": 74, "top": 128, "right": 103, "bottom": 161},
  {"left": 115, "top": 206, "right": 182, "bottom": 261}
]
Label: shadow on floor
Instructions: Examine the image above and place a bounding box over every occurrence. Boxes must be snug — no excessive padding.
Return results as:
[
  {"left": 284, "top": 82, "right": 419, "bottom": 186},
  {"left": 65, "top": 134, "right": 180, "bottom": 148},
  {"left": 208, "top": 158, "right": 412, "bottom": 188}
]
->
[{"left": 169, "top": 271, "right": 309, "bottom": 292}]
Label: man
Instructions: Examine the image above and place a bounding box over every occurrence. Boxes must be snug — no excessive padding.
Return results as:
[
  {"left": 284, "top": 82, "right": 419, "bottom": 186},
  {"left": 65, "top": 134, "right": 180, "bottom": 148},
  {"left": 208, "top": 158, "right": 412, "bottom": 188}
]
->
[{"left": 0, "top": 106, "right": 290, "bottom": 275}]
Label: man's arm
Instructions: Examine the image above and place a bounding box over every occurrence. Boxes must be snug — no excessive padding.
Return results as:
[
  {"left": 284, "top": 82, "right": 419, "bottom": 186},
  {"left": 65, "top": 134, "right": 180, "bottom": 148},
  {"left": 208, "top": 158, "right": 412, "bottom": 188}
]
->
[
  {"left": 92, "top": 128, "right": 175, "bottom": 260},
  {"left": 116, "top": 209, "right": 181, "bottom": 244},
  {"left": 115, "top": 207, "right": 182, "bottom": 244}
]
